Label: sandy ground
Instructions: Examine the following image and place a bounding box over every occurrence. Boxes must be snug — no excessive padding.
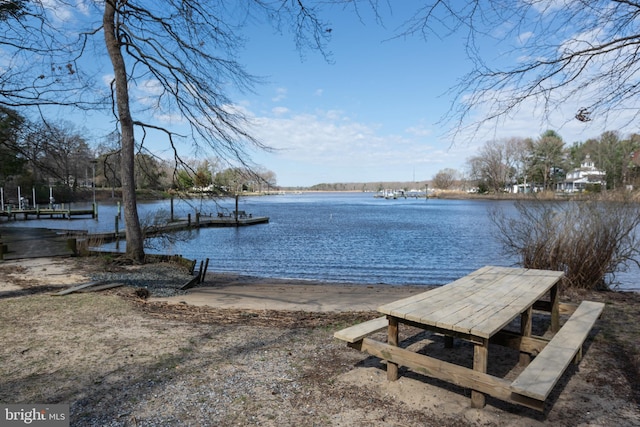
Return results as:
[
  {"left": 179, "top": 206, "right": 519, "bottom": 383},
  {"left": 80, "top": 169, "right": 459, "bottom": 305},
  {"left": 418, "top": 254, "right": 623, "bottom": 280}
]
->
[
  {"left": 153, "top": 275, "right": 426, "bottom": 312},
  {"left": 1, "top": 257, "right": 639, "bottom": 426},
  {"left": 1, "top": 256, "right": 426, "bottom": 311}
]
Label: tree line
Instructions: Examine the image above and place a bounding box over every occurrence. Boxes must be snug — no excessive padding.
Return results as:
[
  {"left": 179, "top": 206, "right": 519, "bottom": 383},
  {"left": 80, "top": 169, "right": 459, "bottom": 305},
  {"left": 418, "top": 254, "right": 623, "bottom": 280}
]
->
[
  {"left": 0, "top": 107, "right": 277, "bottom": 203},
  {"left": 432, "top": 130, "right": 640, "bottom": 193}
]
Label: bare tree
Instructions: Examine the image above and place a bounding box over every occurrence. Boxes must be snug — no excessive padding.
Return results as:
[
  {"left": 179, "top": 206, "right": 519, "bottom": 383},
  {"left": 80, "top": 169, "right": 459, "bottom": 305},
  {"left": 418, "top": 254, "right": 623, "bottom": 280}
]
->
[
  {"left": 0, "top": 1, "right": 99, "bottom": 110},
  {"left": 392, "top": 1, "right": 640, "bottom": 137},
  {"left": 98, "top": 1, "right": 330, "bottom": 261},
  {"left": 0, "top": 1, "right": 330, "bottom": 261},
  {"left": 432, "top": 168, "right": 459, "bottom": 190},
  {"left": 466, "top": 138, "right": 522, "bottom": 192}
]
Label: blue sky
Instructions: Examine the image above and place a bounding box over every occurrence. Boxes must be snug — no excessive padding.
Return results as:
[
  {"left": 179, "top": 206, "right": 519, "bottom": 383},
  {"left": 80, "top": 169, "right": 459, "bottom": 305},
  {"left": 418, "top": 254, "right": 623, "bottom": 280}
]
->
[
  {"left": 237, "top": 8, "right": 476, "bottom": 186},
  {"left": 48, "top": 2, "right": 637, "bottom": 188},
  {"left": 220, "top": 5, "right": 625, "bottom": 187}
]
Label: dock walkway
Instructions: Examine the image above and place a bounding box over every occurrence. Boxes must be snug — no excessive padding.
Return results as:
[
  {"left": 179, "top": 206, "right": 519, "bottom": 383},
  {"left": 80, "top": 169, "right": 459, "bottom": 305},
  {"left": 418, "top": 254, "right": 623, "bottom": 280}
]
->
[
  {"left": 1, "top": 214, "right": 268, "bottom": 258},
  {"left": 81, "top": 214, "right": 269, "bottom": 243},
  {"left": 0, "top": 206, "right": 96, "bottom": 220}
]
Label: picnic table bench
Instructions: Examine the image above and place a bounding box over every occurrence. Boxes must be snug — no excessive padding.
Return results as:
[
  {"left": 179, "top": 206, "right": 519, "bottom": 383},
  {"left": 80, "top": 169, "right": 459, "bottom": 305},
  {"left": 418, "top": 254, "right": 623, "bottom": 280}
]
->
[{"left": 334, "top": 266, "right": 604, "bottom": 411}]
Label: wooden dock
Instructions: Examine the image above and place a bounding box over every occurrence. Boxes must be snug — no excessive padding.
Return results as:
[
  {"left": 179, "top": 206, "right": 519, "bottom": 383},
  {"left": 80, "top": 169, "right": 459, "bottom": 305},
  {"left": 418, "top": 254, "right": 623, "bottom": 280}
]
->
[
  {"left": 74, "top": 214, "right": 269, "bottom": 243},
  {"left": 0, "top": 206, "right": 96, "bottom": 220}
]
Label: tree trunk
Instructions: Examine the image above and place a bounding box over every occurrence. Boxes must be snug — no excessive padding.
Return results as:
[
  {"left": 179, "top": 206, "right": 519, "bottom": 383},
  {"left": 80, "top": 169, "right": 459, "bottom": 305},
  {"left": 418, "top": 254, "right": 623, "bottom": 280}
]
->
[{"left": 103, "top": 2, "right": 145, "bottom": 262}]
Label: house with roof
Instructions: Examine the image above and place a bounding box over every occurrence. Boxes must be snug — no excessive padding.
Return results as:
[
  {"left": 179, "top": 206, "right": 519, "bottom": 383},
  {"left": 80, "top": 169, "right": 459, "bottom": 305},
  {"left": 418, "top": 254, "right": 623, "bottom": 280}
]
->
[{"left": 557, "top": 154, "right": 606, "bottom": 192}]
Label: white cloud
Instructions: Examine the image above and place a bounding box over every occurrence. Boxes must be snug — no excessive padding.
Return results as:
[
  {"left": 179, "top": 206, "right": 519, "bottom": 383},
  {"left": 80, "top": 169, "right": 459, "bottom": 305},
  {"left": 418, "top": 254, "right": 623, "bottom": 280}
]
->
[
  {"left": 529, "top": 0, "right": 568, "bottom": 15},
  {"left": 405, "top": 124, "right": 433, "bottom": 137},
  {"left": 272, "top": 87, "right": 287, "bottom": 102},
  {"left": 244, "top": 107, "right": 468, "bottom": 186},
  {"left": 517, "top": 31, "right": 534, "bottom": 45},
  {"left": 42, "top": 0, "right": 91, "bottom": 23},
  {"left": 272, "top": 106, "right": 289, "bottom": 115}
]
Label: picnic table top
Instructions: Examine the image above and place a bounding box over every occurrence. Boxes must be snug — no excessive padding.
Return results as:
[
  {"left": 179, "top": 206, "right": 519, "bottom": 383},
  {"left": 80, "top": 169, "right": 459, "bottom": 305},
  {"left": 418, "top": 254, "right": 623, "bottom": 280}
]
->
[{"left": 378, "top": 266, "right": 564, "bottom": 339}]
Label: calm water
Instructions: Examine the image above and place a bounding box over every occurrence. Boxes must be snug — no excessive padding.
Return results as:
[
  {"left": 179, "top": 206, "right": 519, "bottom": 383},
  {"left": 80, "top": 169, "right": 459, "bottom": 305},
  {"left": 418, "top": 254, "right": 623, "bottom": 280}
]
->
[{"left": 2, "top": 192, "right": 638, "bottom": 290}]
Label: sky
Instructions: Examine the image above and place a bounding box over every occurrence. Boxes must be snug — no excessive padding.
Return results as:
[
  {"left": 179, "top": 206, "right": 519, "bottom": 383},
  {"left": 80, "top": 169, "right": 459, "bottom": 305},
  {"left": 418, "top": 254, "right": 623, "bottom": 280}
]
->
[
  {"left": 236, "top": 8, "right": 484, "bottom": 187},
  {"left": 218, "top": 4, "right": 624, "bottom": 187},
  {"left": 43, "top": 2, "right": 639, "bottom": 188}
]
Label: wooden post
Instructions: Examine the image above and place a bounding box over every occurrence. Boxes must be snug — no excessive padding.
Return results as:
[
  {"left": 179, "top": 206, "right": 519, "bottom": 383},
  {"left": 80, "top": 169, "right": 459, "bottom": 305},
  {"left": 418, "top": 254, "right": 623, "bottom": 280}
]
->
[
  {"left": 519, "top": 307, "right": 533, "bottom": 366},
  {"left": 115, "top": 214, "right": 120, "bottom": 250},
  {"left": 195, "top": 211, "right": 200, "bottom": 227},
  {"left": 187, "top": 213, "right": 191, "bottom": 228},
  {"left": 550, "top": 284, "right": 560, "bottom": 333},
  {"left": 387, "top": 316, "right": 399, "bottom": 381},
  {"left": 471, "top": 339, "right": 489, "bottom": 408},
  {"left": 170, "top": 196, "right": 174, "bottom": 221},
  {"left": 201, "top": 258, "right": 209, "bottom": 283},
  {"left": 66, "top": 238, "right": 77, "bottom": 256},
  {"left": 444, "top": 336, "right": 454, "bottom": 348},
  {"left": 235, "top": 194, "right": 239, "bottom": 223},
  {"left": 197, "top": 260, "right": 204, "bottom": 282}
]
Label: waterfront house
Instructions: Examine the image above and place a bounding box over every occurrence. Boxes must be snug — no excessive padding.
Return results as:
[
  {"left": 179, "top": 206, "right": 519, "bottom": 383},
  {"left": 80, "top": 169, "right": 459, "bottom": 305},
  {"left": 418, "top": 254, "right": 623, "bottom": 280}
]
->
[{"left": 557, "top": 154, "right": 606, "bottom": 192}]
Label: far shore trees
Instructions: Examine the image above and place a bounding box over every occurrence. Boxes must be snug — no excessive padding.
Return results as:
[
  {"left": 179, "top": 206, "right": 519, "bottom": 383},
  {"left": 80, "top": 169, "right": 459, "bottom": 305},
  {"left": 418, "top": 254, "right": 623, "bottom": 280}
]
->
[{"left": 431, "top": 168, "right": 459, "bottom": 190}]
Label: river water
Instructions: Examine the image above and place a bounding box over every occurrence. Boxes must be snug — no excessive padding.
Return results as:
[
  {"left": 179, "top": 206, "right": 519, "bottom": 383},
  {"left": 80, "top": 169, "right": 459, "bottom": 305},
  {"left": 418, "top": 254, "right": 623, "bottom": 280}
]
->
[{"left": 2, "top": 192, "right": 638, "bottom": 290}]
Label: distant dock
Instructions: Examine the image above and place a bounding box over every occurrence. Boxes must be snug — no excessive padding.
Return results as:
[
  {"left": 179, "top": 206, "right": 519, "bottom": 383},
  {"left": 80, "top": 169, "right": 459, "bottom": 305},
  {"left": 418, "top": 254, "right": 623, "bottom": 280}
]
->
[
  {"left": 0, "top": 205, "right": 96, "bottom": 220},
  {"left": 71, "top": 212, "right": 269, "bottom": 244}
]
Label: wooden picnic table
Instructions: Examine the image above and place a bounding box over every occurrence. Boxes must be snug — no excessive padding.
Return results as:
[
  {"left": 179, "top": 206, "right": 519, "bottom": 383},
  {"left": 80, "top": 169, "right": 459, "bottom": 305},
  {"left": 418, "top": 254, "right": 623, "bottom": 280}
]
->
[
  {"left": 378, "top": 266, "right": 562, "bottom": 408},
  {"left": 335, "top": 266, "right": 604, "bottom": 411}
]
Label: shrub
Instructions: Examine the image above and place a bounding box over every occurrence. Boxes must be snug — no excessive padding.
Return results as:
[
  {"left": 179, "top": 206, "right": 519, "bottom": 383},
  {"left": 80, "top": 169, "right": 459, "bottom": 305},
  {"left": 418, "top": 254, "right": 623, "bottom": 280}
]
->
[{"left": 491, "top": 195, "right": 640, "bottom": 290}]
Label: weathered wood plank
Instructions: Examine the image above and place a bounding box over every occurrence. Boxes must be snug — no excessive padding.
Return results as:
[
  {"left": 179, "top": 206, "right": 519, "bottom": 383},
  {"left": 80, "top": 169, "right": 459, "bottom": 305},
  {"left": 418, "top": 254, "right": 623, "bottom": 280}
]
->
[
  {"left": 333, "top": 316, "right": 388, "bottom": 343},
  {"left": 52, "top": 281, "right": 103, "bottom": 296},
  {"left": 534, "top": 301, "right": 578, "bottom": 316},
  {"left": 377, "top": 266, "right": 494, "bottom": 316},
  {"left": 378, "top": 267, "right": 564, "bottom": 340},
  {"left": 490, "top": 330, "right": 550, "bottom": 355},
  {"left": 471, "top": 338, "right": 489, "bottom": 408},
  {"left": 519, "top": 306, "right": 533, "bottom": 366},
  {"left": 465, "top": 274, "right": 561, "bottom": 337},
  {"left": 510, "top": 301, "right": 605, "bottom": 401},
  {"left": 77, "top": 283, "right": 124, "bottom": 293},
  {"left": 355, "top": 337, "right": 515, "bottom": 403},
  {"left": 387, "top": 317, "right": 399, "bottom": 381}
]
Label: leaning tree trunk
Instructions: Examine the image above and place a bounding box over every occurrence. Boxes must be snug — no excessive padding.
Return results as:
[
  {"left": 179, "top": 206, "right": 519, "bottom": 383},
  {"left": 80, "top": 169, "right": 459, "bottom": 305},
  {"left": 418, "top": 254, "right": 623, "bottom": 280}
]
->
[{"left": 103, "top": 2, "right": 145, "bottom": 262}]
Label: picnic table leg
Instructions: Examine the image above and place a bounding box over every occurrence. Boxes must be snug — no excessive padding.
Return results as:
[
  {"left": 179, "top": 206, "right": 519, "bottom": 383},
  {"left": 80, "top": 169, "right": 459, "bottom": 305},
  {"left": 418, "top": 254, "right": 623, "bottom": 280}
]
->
[
  {"left": 550, "top": 284, "right": 560, "bottom": 333},
  {"left": 387, "top": 316, "right": 399, "bottom": 381},
  {"left": 471, "top": 338, "right": 489, "bottom": 408},
  {"left": 519, "top": 306, "right": 532, "bottom": 366},
  {"left": 444, "top": 335, "right": 454, "bottom": 348}
]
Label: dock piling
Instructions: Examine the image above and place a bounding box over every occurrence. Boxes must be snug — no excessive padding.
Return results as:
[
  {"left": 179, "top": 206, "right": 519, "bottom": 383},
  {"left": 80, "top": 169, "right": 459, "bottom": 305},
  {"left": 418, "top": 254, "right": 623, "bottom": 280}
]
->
[
  {"left": 197, "top": 260, "right": 204, "bottom": 282},
  {"left": 201, "top": 258, "right": 209, "bottom": 284}
]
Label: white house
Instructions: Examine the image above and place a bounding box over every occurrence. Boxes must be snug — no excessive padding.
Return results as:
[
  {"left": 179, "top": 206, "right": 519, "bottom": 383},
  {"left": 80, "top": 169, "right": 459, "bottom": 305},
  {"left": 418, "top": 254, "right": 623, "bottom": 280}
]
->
[{"left": 558, "top": 154, "right": 606, "bottom": 192}]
